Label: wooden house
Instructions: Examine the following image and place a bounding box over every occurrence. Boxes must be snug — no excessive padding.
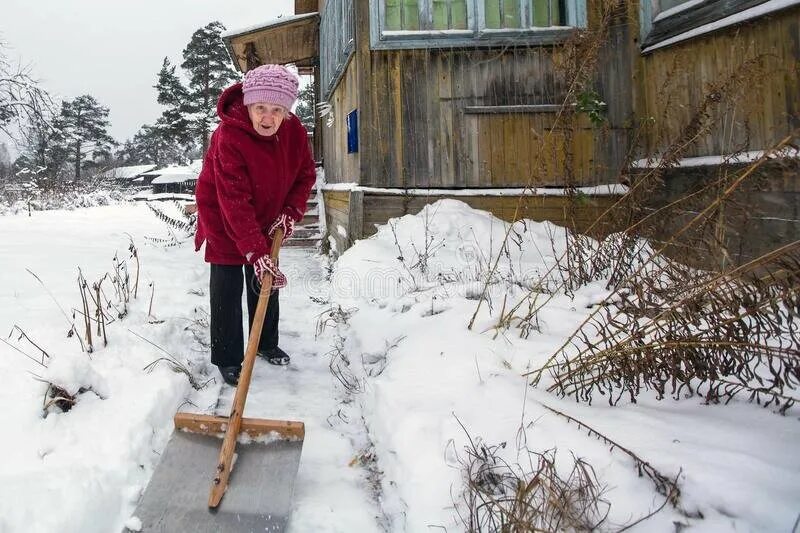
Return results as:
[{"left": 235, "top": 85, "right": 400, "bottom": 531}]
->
[{"left": 223, "top": 0, "right": 799, "bottom": 258}]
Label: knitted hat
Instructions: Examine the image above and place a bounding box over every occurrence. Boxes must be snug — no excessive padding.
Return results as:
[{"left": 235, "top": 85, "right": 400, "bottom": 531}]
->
[{"left": 242, "top": 64, "right": 299, "bottom": 109}]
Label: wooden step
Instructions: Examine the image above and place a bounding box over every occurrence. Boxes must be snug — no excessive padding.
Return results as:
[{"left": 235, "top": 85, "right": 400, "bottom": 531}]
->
[
  {"left": 284, "top": 235, "right": 322, "bottom": 248},
  {"left": 291, "top": 226, "right": 319, "bottom": 239}
]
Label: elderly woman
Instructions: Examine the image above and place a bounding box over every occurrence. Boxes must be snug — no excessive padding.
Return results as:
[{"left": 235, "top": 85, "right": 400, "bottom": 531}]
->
[{"left": 194, "top": 64, "right": 315, "bottom": 386}]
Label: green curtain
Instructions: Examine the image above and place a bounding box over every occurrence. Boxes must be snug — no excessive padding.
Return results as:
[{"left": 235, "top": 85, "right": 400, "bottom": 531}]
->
[
  {"left": 532, "top": 0, "right": 562, "bottom": 26},
  {"left": 386, "top": 0, "right": 402, "bottom": 30},
  {"left": 433, "top": 0, "right": 468, "bottom": 29},
  {"left": 503, "top": 0, "right": 521, "bottom": 28},
  {"left": 451, "top": 0, "right": 468, "bottom": 28},
  {"left": 485, "top": 0, "right": 522, "bottom": 29},
  {"left": 403, "top": 0, "right": 421, "bottom": 30}
]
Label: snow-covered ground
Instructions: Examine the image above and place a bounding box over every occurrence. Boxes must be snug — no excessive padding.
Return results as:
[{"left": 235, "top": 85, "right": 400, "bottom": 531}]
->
[{"left": 0, "top": 200, "right": 798, "bottom": 532}]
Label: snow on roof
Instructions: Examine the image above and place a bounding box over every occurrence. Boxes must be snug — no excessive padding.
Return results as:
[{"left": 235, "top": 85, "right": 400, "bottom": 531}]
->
[
  {"left": 96, "top": 164, "right": 157, "bottom": 180},
  {"left": 631, "top": 147, "right": 800, "bottom": 169},
  {"left": 151, "top": 173, "right": 198, "bottom": 185},
  {"left": 221, "top": 12, "right": 318, "bottom": 39},
  {"left": 145, "top": 162, "right": 201, "bottom": 184}
]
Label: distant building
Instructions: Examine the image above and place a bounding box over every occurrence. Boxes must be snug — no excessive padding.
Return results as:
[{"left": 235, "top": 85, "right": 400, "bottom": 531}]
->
[
  {"left": 143, "top": 161, "right": 202, "bottom": 194},
  {"left": 95, "top": 165, "right": 157, "bottom": 187}
]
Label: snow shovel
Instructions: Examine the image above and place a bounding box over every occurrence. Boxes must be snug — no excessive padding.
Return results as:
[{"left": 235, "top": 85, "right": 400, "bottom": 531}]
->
[{"left": 128, "top": 229, "right": 305, "bottom": 532}]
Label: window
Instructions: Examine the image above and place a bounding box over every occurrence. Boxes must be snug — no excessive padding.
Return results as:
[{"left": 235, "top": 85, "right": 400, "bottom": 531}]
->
[
  {"left": 372, "top": 0, "right": 584, "bottom": 49},
  {"left": 483, "top": 0, "right": 565, "bottom": 30},
  {"left": 385, "top": 0, "right": 468, "bottom": 30}
]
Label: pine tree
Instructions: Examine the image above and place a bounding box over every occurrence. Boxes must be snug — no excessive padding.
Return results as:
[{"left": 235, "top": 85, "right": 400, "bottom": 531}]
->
[
  {"left": 154, "top": 58, "right": 194, "bottom": 151},
  {"left": 54, "top": 95, "right": 116, "bottom": 180},
  {"left": 117, "top": 123, "right": 186, "bottom": 167},
  {"left": 155, "top": 21, "right": 238, "bottom": 156},
  {"left": 295, "top": 83, "right": 315, "bottom": 131}
]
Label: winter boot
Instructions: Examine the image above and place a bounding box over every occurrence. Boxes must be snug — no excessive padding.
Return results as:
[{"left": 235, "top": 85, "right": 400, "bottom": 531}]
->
[
  {"left": 218, "top": 365, "right": 241, "bottom": 386},
  {"left": 258, "top": 346, "right": 290, "bottom": 366}
]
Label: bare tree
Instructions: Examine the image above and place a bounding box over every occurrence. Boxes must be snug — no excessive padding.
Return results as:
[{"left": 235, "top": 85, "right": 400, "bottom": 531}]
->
[{"left": 0, "top": 41, "right": 53, "bottom": 142}]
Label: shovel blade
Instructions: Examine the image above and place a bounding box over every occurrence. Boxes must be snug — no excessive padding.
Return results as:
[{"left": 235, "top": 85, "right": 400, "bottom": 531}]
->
[{"left": 127, "top": 430, "right": 303, "bottom": 532}]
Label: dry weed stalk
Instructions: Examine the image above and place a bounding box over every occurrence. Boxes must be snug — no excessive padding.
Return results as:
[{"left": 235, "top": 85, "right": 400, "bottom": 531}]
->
[
  {"left": 4, "top": 325, "right": 50, "bottom": 367},
  {"left": 146, "top": 201, "right": 196, "bottom": 235},
  {"left": 76, "top": 269, "right": 94, "bottom": 353},
  {"left": 453, "top": 417, "right": 611, "bottom": 533},
  {"left": 539, "top": 241, "right": 800, "bottom": 412},
  {"left": 127, "top": 236, "right": 140, "bottom": 298},
  {"left": 131, "top": 329, "right": 209, "bottom": 390},
  {"left": 540, "top": 404, "right": 681, "bottom": 508}
]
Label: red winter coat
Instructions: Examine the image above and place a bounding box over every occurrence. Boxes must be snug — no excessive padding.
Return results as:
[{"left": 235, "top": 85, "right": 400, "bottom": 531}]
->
[{"left": 194, "top": 83, "right": 315, "bottom": 264}]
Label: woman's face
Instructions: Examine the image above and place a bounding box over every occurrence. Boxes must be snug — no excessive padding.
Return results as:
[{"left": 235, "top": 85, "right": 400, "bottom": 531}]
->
[{"left": 247, "top": 103, "right": 287, "bottom": 137}]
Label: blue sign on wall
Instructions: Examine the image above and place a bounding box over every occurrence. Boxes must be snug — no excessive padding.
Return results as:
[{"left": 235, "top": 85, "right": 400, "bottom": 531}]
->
[{"left": 347, "top": 109, "right": 358, "bottom": 153}]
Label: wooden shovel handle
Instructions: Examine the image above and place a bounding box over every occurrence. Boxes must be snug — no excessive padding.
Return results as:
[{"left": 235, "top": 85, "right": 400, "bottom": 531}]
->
[{"left": 208, "top": 229, "right": 284, "bottom": 508}]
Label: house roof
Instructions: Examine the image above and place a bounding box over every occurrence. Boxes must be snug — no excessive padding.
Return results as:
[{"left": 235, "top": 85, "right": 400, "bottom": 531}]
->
[
  {"left": 145, "top": 162, "right": 201, "bottom": 185},
  {"left": 96, "top": 164, "right": 157, "bottom": 180},
  {"left": 221, "top": 12, "right": 319, "bottom": 40},
  {"left": 221, "top": 12, "right": 319, "bottom": 73}
]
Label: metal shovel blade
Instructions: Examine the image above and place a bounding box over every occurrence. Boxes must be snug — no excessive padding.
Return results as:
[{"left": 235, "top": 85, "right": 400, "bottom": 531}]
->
[{"left": 128, "top": 430, "right": 303, "bottom": 532}]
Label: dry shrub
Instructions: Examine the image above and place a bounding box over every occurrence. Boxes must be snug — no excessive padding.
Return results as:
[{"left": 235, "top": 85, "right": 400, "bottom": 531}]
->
[{"left": 454, "top": 434, "right": 610, "bottom": 532}]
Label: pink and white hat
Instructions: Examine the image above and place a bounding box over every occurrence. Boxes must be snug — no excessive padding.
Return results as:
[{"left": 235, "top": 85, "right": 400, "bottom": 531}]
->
[{"left": 242, "top": 64, "right": 299, "bottom": 109}]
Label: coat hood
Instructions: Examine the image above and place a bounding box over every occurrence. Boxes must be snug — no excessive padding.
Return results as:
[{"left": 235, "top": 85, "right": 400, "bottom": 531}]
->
[{"left": 216, "top": 82, "right": 282, "bottom": 141}]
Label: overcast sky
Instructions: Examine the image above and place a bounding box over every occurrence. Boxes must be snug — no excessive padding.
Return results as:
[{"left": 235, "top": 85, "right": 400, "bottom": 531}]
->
[{"left": 2, "top": 0, "right": 295, "bottom": 147}]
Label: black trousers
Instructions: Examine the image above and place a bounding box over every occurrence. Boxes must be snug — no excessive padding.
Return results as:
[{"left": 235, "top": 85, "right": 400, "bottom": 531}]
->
[{"left": 209, "top": 264, "right": 279, "bottom": 367}]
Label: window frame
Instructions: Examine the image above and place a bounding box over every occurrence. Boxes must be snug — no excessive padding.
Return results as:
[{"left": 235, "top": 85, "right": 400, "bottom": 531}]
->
[
  {"left": 370, "top": 0, "right": 586, "bottom": 50},
  {"left": 639, "top": 0, "right": 800, "bottom": 53}
]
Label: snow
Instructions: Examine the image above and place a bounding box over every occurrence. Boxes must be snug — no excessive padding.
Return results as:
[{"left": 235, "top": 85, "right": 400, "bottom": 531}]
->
[
  {"left": 95, "top": 165, "right": 157, "bottom": 181},
  {"left": 143, "top": 162, "right": 201, "bottom": 185},
  {"left": 129, "top": 192, "right": 195, "bottom": 202},
  {"left": 643, "top": 0, "right": 800, "bottom": 53},
  {"left": 632, "top": 147, "right": 800, "bottom": 168},
  {"left": 322, "top": 183, "right": 629, "bottom": 196},
  {"left": 221, "top": 12, "right": 319, "bottom": 39},
  {"left": 0, "top": 199, "right": 798, "bottom": 532},
  {"left": 149, "top": 174, "right": 197, "bottom": 185}
]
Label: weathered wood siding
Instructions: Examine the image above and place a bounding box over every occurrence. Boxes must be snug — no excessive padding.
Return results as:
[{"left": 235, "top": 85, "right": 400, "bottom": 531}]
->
[
  {"left": 322, "top": 59, "right": 360, "bottom": 184},
  {"left": 345, "top": 2, "right": 634, "bottom": 188},
  {"left": 295, "top": 0, "right": 317, "bottom": 14},
  {"left": 360, "top": 193, "right": 618, "bottom": 237},
  {"left": 639, "top": 7, "right": 800, "bottom": 156},
  {"left": 322, "top": 190, "right": 351, "bottom": 253}
]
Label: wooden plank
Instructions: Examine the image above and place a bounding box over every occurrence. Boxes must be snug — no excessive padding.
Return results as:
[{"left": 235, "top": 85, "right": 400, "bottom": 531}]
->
[
  {"left": 476, "top": 115, "right": 492, "bottom": 186},
  {"left": 782, "top": 12, "right": 800, "bottom": 132},
  {"left": 295, "top": 0, "right": 317, "bottom": 14},
  {"left": 390, "top": 53, "right": 404, "bottom": 187},
  {"left": 515, "top": 114, "right": 532, "bottom": 187},
  {"left": 174, "top": 413, "right": 305, "bottom": 440},
  {"left": 348, "top": 189, "right": 364, "bottom": 241},
  {"left": 504, "top": 114, "right": 519, "bottom": 186},
  {"left": 439, "top": 51, "right": 455, "bottom": 187},
  {"left": 355, "top": 0, "right": 373, "bottom": 187},
  {"left": 427, "top": 51, "right": 441, "bottom": 187},
  {"left": 464, "top": 104, "right": 562, "bottom": 113}
]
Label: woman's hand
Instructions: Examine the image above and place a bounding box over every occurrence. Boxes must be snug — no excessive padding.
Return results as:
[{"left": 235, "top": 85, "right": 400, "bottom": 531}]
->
[
  {"left": 253, "top": 254, "right": 287, "bottom": 288},
  {"left": 268, "top": 213, "right": 295, "bottom": 240}
]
